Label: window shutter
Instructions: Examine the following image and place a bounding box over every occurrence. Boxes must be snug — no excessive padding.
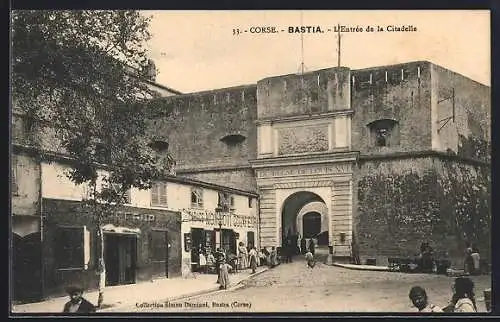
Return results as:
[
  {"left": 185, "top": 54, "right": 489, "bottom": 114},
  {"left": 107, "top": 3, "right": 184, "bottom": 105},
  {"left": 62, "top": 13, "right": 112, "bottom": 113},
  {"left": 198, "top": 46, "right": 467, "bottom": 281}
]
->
[
  {"left": 151, "top": 183, "right": 159, "bottom": 205},
  {"left": 83, "top": 226, "right": 90, "bottom": 269},
  {"left": 55, "top": 227, "right": 85, "bottom": 269},
  {"left": 198, "top": 189, "right": 203, "bottom": 207},
  {"left": 159, "top": 183, "right": 168, "bottom": 206}
]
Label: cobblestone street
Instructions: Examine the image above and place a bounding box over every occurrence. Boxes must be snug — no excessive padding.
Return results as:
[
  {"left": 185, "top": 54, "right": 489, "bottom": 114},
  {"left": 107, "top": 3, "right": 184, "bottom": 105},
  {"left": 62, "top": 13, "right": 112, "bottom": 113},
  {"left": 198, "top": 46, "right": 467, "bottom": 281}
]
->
[{"left": 117, "top": 257, "right": 491, "bottom": 313}]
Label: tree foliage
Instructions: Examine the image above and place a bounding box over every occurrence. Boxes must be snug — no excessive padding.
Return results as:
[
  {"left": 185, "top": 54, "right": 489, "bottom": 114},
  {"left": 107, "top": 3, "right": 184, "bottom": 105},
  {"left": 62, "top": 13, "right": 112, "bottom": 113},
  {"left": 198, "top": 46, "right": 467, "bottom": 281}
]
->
[
  {"left": 12, "top": 10, "right": 173, "bottom": 199},
  {"left": 12, "top": 10, "right": 174, "bottom": 304}
]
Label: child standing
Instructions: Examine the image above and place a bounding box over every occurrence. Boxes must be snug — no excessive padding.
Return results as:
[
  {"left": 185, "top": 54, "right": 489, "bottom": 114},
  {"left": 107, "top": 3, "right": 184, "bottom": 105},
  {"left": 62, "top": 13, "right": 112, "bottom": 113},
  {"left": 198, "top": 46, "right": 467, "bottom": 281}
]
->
[
  {"left": 305, "top": 249, "right": 315, "bottom": 268},
  {"left": 218, "top": 259, "right": 233, "bottom": 290}
]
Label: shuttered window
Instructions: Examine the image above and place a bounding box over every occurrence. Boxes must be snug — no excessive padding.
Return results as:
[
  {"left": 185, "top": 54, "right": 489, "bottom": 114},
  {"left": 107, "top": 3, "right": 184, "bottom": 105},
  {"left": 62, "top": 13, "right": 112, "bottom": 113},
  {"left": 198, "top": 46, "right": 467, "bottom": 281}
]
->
[
  {"left": 151, "top": 181, "right": 168, "bottom": 207},
  {"left": 55, "top": 226, "right": 90, "bottom": 269},
  {"left": 217, "top": 192, "right": 233, "bottom": 211}
]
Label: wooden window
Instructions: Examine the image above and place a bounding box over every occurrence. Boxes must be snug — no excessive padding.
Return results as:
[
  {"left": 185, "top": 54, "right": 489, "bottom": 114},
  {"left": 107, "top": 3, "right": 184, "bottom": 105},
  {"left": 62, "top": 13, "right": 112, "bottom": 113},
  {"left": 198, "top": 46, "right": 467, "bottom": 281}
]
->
[
  {"left": 151, "top": 181, "right": 168, "bottom": 207},
  {"left": 248, "top": 197, "right": 253, "bottom": 208},
  {"left": 191, "top": 187, "right": 203, "bottom": 208},
  {"left": 54, "top": 226, "right": 86, "bottom": 269},
  {"left": 218, "top": 192, "right": 231, "bottom": 211}
]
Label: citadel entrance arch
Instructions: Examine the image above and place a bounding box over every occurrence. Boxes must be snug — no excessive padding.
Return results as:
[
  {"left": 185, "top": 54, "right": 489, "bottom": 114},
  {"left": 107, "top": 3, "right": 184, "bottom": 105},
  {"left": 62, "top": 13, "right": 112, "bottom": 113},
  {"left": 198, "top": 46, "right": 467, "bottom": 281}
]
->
[
  {"left": 280, "top": 191, "right": 326, "bottom": 255},
  {"left": 252, "top": 152, "right": 358, "bottom": 258}
]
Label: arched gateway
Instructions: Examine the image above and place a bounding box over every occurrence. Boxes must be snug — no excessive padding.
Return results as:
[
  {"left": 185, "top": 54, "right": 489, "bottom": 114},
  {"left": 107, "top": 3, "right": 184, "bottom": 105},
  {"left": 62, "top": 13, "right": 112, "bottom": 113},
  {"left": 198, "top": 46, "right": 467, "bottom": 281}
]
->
[
  {"left": 251, "top": 161, "right": 357, "bottom": 258},
  {"left": 249, "top": 67, "right": 358, "bottom": 260},
  {"left": 281, "top": 191, "right": 328, "bottom": 256}
]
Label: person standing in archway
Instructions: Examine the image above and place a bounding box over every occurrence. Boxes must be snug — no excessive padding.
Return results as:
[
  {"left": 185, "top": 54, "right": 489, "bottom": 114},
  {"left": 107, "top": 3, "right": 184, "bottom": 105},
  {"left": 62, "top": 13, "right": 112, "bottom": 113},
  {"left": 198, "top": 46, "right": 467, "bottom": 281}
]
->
[
  {"left": 300, "top": 237, "right": 307, "bottom": 255},
  {"left": 309, "top": 238, "right": 315, "bottom": 256},
  {"left": 286, "top": 238, "right": 293, "bottom": 263},
  {"left": 305, "top": 248, "right": 315, "bottom": 269}
]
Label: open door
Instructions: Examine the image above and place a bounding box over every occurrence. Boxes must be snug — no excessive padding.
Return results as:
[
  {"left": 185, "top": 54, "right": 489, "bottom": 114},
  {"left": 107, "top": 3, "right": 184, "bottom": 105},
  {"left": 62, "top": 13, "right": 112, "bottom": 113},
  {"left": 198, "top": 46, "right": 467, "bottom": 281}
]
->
[{"left": 104, "top": 233, "right": 137, "bottom": 286}]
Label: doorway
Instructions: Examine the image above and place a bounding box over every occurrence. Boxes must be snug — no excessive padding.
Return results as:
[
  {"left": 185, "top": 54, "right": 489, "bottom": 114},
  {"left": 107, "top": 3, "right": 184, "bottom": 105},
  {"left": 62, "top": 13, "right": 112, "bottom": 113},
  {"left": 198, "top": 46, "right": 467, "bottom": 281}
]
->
[
  {"left": 150, "top": 230, "right": 169, "bottom": 278},
  {"left": 190, "top": 228, "right": 204, "bottom": 271},
  {"left": 221, "top": 229, "right": 236, "bottom": 255},
  {"left": 104, "top": 233, "right": 137, "bottom": 286},
  {"left": 247, "top": 231, "right": 255, "bottom": 249},
  {"left": 303, "top": 212, "right": 322, "bottom": 238},
  {"left": 12, "top": 232, "right": 42, "bottom": 302},
  {"left": 281, "top": 191, "right": 325, "bottom": 250}
]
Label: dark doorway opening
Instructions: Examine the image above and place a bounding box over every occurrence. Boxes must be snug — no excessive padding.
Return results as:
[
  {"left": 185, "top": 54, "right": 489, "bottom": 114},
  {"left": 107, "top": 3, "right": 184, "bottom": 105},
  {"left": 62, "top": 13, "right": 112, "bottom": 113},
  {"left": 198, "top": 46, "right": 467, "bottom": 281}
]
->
[
  {"left": 247, "top": 231, "right": 255, "bottom": 249},
  {"left": 221, "top": 229, "right": 237, "bottom": 255},
  {"left": 190, "top": 228, "right": 204, "bottom": 271},
  {"left": 12, "top": 232, "right": 43, "bottom": 302},
  {"left": 303, "top": 212, "right": 321, "bottom": 238},
  {"left": 150, "top": 230, "right": 169, "bottom": 278},
  {"left": 281, "top": 191, "right": 326, "bottom": 256},
  {"left": 104, "top": 233, "right": 137, "bottom": 286}
]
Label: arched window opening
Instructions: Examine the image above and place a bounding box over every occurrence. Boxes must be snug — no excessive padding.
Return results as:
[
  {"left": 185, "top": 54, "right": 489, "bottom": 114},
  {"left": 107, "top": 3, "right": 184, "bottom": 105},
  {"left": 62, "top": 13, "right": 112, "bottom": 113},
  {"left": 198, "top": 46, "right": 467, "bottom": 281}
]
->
[
  {"left": 148, "top": 140, "right": 169, "bottom": 152},
  {"left": 367, "top": 119, "right": 400, "bottom": 148},
  {"left": 220, "top": 134, "right": 246, "bottom": 146}
]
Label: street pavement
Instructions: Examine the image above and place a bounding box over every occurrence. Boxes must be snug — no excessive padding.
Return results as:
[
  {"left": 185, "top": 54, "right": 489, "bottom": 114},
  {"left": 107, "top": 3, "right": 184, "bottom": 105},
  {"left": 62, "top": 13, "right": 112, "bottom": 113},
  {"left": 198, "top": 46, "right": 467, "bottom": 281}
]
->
[
  {"left": 118, "top": 257, "right": 491, "bottom": 313},
  {"left": 11, "top": 267, "right": 268, "bottom": 314}
]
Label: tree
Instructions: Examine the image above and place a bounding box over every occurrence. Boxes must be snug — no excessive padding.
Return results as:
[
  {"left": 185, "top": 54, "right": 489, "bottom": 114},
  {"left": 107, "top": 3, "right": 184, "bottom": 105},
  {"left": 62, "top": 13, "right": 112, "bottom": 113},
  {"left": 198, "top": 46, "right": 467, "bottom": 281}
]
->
[{"left": 12, "top": 10, "right": 174, "bottom": 307}]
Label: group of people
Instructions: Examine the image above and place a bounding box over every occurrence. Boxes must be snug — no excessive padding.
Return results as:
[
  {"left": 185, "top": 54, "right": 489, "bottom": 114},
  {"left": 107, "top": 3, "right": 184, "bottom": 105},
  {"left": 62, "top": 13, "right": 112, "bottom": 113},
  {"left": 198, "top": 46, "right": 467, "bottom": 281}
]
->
[
  {"left": 415, "top": 241, "right": 482, "bottom": 276},
  {"left": 464, "top": 244, "right": 481, "bottom": 276},
  {"left": 237, "top": 242, "right": 260, "bottom": 273},
  {"left": 417, "top": 242, "right": 435, "bottom": 273},
  {"left": 205, "top": 243, "right": 263, "bottom": 290},
  {"left": 197, "top": 248, "right": 216, "bottom": 274},
  {"left": 409, "top": 277, "right": 479, "bottom": 313}
]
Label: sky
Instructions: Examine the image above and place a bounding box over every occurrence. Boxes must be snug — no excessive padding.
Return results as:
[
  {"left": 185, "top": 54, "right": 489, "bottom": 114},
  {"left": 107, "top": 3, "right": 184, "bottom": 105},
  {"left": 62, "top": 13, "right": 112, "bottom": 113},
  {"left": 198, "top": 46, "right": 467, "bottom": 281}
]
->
[{"left": 143, "top": 10, "right": 490, "bottom": 94}]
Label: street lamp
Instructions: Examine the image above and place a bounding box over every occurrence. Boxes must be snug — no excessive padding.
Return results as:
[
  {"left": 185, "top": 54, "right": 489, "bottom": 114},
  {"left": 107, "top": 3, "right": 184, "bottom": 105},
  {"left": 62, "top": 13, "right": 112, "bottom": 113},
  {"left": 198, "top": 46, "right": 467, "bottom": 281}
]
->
[
  {"left": 218, "top": 221, "right": 223, "bottom": 250},
  {"left": 215, "top": 207, "right": 223, "bottom": 251}
]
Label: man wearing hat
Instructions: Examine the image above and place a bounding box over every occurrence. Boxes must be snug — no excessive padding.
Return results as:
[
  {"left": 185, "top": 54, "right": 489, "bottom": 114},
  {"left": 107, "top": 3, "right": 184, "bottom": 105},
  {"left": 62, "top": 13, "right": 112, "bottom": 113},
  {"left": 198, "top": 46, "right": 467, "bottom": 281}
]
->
[{"left": 62, "top": 285, "right": 96, "bottom": 313}]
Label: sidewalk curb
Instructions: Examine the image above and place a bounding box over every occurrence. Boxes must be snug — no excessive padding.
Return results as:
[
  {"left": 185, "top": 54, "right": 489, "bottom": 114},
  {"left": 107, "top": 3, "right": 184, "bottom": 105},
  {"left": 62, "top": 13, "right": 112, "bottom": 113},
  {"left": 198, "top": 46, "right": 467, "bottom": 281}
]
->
[
  {"left": 331, "top": 263, "right": 391, "bottom": 272},
  {"left": 98, "top": 267, "right": 270, "bottom": 313}
]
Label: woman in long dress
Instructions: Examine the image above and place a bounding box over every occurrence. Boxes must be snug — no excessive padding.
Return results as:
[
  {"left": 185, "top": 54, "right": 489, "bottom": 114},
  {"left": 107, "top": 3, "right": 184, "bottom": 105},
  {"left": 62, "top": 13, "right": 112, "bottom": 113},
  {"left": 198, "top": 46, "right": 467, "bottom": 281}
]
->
[
  {"left": 238, "top": 242, "right": 248, "bottom": 270},
  {"left": 270, "top": 247, "right": 278, "bottom": 268},
  {"left": 248, "top": 247, "right": 258, "bottom": 274},
  {"left": 218, "top": 259, "right": 233, "bottom": 290}
]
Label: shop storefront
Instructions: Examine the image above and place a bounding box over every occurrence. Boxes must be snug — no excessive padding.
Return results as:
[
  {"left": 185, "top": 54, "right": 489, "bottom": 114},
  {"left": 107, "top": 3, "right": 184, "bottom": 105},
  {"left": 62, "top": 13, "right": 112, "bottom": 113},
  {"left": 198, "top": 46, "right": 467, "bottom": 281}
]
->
[
  {"left": 181, "top": 208, "right": 258, "bottom": 275},
  {"left": 40, "top": 198, "right": 182, "bottom": 298}
]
